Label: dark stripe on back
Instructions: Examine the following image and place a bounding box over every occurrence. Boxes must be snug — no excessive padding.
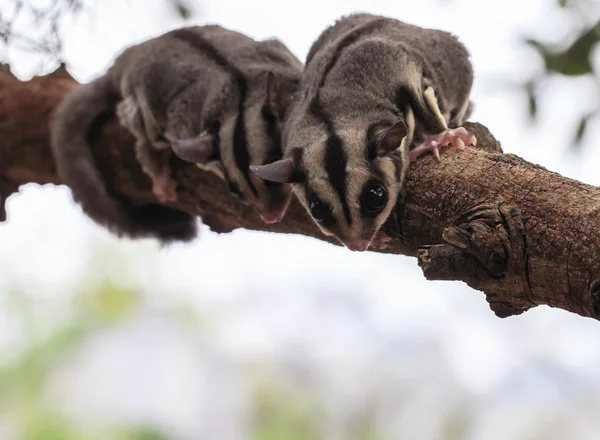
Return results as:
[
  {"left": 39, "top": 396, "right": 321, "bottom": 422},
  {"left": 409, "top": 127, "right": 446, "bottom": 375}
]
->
[
  {"left": 232, "top": 83, "right": 257, "bottom": 196},
  {"left": 171, "top": 28, "right": 257, "bottom": 196},
  {"left": 206, "top": 120, "right": 222, "bottom": 162},
  {"left": 316, "top": 18, "right": 386, "bottom": 88},
  {"left": 261, "top": 105, "right": 282, "bottom": 163},
  {"left": 395, "top": 85, "right": 446, "bottom": 134},
  {"left": 261, "top": 104, "right": 284, "bottom": 189}
]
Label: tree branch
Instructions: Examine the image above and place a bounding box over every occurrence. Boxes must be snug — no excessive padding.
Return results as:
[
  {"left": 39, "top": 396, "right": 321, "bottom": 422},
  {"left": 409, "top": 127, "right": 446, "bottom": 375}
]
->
[{"left": 2, "top": 70, "right": 600, "bottom": 321}]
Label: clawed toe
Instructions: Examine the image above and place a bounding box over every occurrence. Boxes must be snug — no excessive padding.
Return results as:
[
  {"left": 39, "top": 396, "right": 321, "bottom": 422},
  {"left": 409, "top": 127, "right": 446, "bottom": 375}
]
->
[{"left": 410, "top": 126, "right": 477, "bottom": 162}]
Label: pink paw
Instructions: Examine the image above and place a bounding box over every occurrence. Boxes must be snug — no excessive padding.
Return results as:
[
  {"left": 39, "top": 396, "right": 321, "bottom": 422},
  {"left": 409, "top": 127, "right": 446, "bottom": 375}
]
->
[
  {"left": 409, "top": 127, "right": 477, "bottom": 162},
  {"left": 153, "top": 176, "right": 178, "bottom": 203}
]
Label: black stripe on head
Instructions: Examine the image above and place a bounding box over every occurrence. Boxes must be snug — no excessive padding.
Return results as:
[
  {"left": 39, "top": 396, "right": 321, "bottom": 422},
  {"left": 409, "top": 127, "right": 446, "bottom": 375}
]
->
[
  {"left": 325, "top": 133, "right": 351, "bottom": 225},
  {"left": 172, "top": 28, "right": 257, "bottom": 196},
  {"left": 309, "top": 96, "right": 351, "bottom": 225},
  {"left": 304, "top": 20, "right": 389, "bottom": 228}
]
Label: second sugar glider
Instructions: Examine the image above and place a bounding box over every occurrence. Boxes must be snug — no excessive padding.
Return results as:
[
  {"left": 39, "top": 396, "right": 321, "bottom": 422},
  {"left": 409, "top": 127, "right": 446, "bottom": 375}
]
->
[
  {"left": 250, "top": 13, "right": 476, "bottom": 251},
  {"left": 52, "top": 25, "right": 302, "bottom": 242}
]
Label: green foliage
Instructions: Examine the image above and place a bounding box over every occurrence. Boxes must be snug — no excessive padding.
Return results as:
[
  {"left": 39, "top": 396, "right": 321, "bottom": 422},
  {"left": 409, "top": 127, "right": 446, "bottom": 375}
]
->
[
  {"left": 250, "top": 383, "right": 390, "bottom": 440},
  {"left": 574, "top": 113, "right": 591, "bottom": 146},
  {"left": 169, "top": 0, "right": 193, "bottom": 20},
  {"left": 525, "top": 21, "right": 599, "bottom": 77},
  {"left": 252, "top": 386, "right": 318, "bottom": 440},
  {"left": 78, "top": 283, "right": 141, "bottom": 324},
  {"left": 0, "top": 284, "right": 168, "bottom": 440},
  {"left": 523, "top": 13, "right": 600, "bottom": 148},
  {"left": 114, "top": 426, "right": 171, "bottom": 440},
  {"left": 18, "top": 411, "right": 87, "bottom": 440},
  {"left": 526, "top": 81, "right": 538, "bottom": 120}
]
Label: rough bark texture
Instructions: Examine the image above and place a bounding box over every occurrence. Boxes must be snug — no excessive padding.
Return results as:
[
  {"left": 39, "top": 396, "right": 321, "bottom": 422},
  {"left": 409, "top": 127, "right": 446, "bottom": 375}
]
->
[{"left": 2, "top": 69, "right": 600, "bottom": 321}]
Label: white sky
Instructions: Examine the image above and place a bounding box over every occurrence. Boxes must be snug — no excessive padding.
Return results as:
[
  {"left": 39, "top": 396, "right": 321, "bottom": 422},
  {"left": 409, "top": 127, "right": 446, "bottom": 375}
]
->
[{"left": 2, "top": 0, "right": 600, "bottom": 437}]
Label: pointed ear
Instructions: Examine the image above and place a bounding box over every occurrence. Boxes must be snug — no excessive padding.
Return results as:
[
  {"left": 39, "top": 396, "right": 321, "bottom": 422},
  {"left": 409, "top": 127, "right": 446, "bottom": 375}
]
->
[
  {"left": 171, "top": 132, "right": 214, "bottom": 163},
  {"left": 376, "top": 120, "right": 408, "bottom": 156},
  {"left": 250, "top": 158, "right": 302, "bottom": 184},
  {"left": 266, "top": 71, "right": 297, "bottom": 119}
]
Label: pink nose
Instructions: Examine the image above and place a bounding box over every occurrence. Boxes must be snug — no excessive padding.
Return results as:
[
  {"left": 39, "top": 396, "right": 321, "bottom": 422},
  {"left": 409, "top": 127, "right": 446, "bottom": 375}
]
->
[
  {"left": 346, "top": 239, "right": 370, "bottom": 252},
  {"left": 260, "top": 211, "right": 285, "bottom": 224}
]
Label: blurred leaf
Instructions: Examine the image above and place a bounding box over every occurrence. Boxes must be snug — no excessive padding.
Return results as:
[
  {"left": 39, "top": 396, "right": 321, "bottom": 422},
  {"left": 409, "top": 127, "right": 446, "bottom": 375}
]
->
[
  {"left": 440, "top": 406, "right": 471, "bottom": 440},
  {"left": 526, "top": 83, "right": 538, "bottom": 120},
  {"left": 117, "top": 426, "right": 170, "bottom": 440},
  {"left": 81, "top": 284, "right": 140, "bottom": 323},
  {"left": 574, "top": 115, "right": 589, "bottom": 145},
  {"left": 20, "top": 411, "right": 82, "bottom": 440},
  {"left": 170, "top": 0, "right": 192, "bottom": 19},
  {"left": 525, "top": 20, "right": 600, "bottom": 76},
  {"left": 572, "top": 111, "right": 599, "bottom": 147},
  {"left": 252, "top": 386, "right": 318, "bottom": 440},
  {"left": 0, "top": 323, "right": 87, "bottom": 403},
  {"left": 558, "top": 0, "right": 569, "bottom": 6}
]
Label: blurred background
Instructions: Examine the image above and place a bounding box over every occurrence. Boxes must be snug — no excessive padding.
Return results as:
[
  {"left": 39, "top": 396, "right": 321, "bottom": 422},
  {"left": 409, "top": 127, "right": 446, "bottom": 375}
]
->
[{"left": 2, "top": 0, "right": 600, "bottom": 439}]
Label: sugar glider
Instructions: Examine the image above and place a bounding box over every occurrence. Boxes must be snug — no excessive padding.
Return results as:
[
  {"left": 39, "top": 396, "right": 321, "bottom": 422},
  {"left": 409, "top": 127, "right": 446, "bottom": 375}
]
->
[
  {"left": 52, "top": 25, "right": 302, "bottom": 242},
  {"left": 250, "top": 14, "right": 476, "bottom": 251}
]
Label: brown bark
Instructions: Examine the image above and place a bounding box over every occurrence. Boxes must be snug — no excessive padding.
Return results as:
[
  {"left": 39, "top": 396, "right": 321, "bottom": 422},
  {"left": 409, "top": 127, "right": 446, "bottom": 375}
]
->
[{"left": 2, "top": 69, "right": 600, "bottom": 321}]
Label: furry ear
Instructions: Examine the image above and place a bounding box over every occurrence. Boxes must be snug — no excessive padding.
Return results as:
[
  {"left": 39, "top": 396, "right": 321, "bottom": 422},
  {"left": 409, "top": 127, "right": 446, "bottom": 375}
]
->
[
  {"left": 250, "top": 158, "right": 302, "bottom": 183},
  {"left": 375, "top": 120, "right": 408, "bottom": 156},
  {"left": 171, "top": 131, "right": 214, "bottom": 163},
  {"left": 266, "top": 71, "right": 297, "bottom": 119}
]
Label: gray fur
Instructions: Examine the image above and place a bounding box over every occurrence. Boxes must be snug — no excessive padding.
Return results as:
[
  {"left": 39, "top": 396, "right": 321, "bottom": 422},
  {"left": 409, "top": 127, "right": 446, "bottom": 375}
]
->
[
  {"left": 252, "top": 13, "right": 474, "bottom": 250},
  {"left": 52, "top": 25, "right": 302, "bottom": 241}
]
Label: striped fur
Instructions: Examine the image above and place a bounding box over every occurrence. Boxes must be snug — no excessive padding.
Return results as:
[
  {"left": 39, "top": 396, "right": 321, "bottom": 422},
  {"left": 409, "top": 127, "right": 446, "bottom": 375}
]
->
[
  {"left": 252, "top": 14, "right": 474, "bottom": 250},
  {"left": 52, "top": 25, "right": 302, "bottom": 241},
  {"left": 155, "top": 26, "right": 303, "bottom": 222}
]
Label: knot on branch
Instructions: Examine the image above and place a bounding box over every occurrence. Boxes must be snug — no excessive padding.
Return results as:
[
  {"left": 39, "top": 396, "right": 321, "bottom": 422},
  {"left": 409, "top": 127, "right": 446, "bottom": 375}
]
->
[{"left": 418, "top": 198, "right": 536, "bottom": 318}]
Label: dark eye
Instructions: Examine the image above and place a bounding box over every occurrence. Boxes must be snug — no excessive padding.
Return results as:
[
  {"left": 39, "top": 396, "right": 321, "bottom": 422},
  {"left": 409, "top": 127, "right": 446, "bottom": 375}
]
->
[
  {"left": 310, "top": 200, "right": 335, "bottom": 228},
  {"left": 362, "top": 181, "right": 388, "bottom": 216}
]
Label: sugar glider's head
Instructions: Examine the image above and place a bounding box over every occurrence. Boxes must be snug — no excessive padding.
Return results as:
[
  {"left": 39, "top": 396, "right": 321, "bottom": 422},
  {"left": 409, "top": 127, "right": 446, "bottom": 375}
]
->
[
  {"left": 250, "top": 114, "right": 409, "bottom": 251},
  {"left": 171, "top": 72, "right": 299, "bottom": 224}
]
